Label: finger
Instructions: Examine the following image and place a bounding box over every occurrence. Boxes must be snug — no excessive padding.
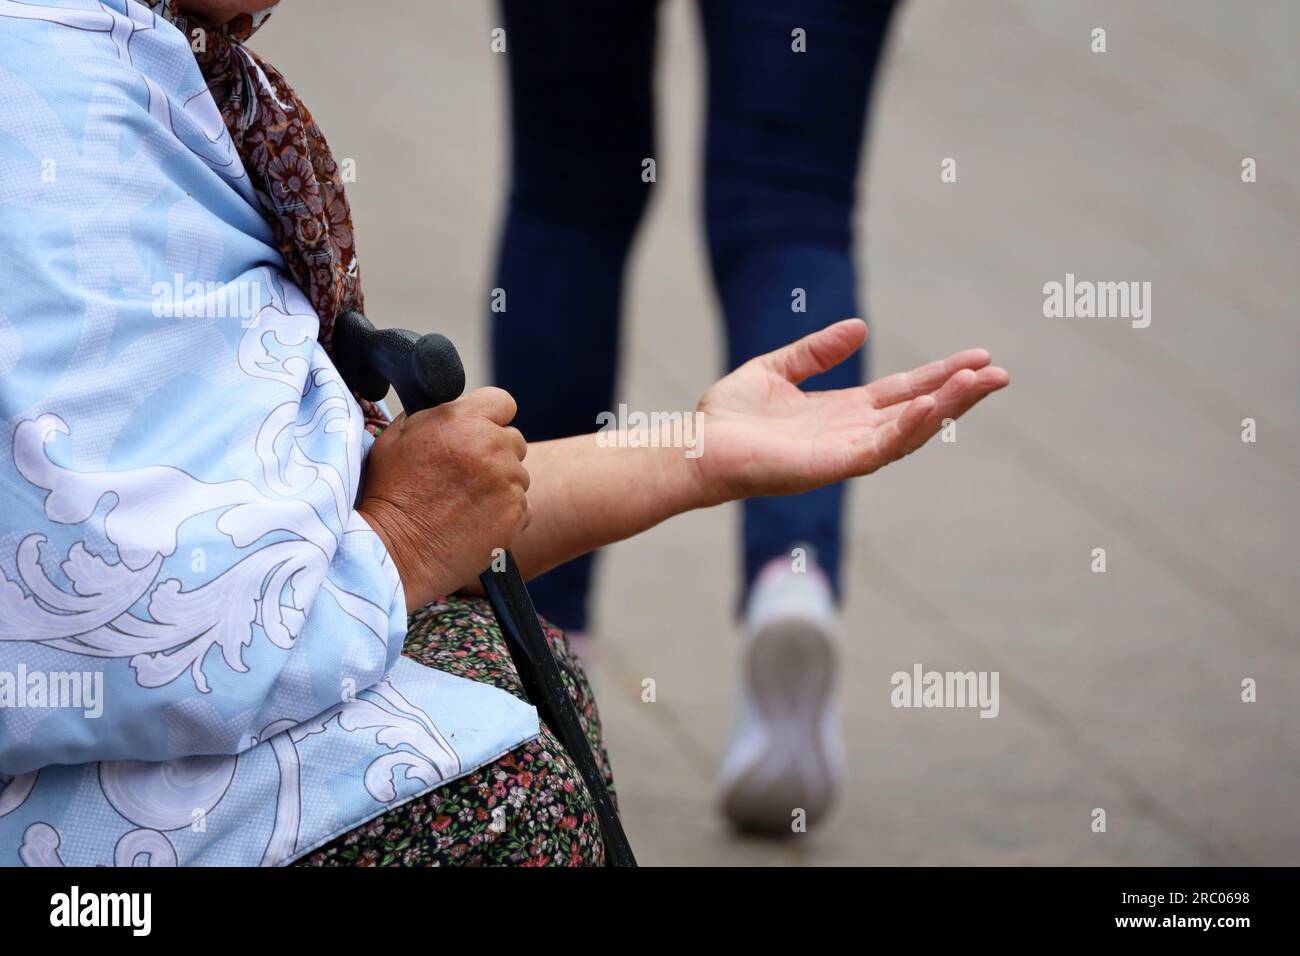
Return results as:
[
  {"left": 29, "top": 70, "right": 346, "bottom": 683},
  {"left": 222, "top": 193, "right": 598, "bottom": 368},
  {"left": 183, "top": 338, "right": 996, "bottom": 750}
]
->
[
  {"left": 907, "top": 368, "right": 977, "bottom": 449},
  {"left": 867, "top": 394, "right": 934, "bottom": 466},
  {"left": 761, "top": 318, "right": 867, "bottom": 386},
  {"left": 463, "top": 386, "right": 517, "bottom": 426},
  {"left": 976, "top": 365, "right": 1011, "bottom": 392},
  {"left": 853, "top": 366, "right": 1008, "bottom": 474},
  {"left": 867, "top": 371, "right": 977, "bottom": 464},
  {"left": 900, "top": 366, "right": 1009, "bottom": 455},
  {"left": 512, "top": 488, "right": 532, "bottom": 532},
  {"left": 502, "top": 425, "right": 527, "bottom": 461},
  {"left": 866, "top": 348, "right": 992, "bottom": 409},
  {"left": 930, "top": 366, "right": 1008, "bottom": 434},
  {"left": 372, "top": 412, "right": 406, "bottom": 445},
  {"left": 872, "top": 365, "right": 1008, "bottom": 426},
  {"left": 930, "top": 366, "right": 1009, "bottom": 419}
]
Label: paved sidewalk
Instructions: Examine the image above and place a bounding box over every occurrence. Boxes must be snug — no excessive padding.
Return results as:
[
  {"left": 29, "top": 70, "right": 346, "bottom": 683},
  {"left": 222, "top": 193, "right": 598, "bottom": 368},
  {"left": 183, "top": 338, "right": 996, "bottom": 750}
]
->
[{"left": 261, "top": 0, "right": 1299, "bottom": 865}]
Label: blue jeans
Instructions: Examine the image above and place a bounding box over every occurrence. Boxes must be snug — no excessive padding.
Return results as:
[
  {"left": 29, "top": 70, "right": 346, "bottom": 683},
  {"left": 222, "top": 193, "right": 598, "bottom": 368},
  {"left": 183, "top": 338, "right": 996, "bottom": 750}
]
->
[{"left": 490, "top": 0, "right": 899, "bottom": 630}]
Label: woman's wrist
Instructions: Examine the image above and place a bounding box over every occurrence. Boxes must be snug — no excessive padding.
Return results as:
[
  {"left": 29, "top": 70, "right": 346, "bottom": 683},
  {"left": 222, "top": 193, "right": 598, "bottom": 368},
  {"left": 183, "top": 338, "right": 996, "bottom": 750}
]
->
[
  {"left": 356, "top": 499, "right": 417, "bottom": 612},
  {"left": 657, "top": 430, "right": 725, "bottom": 512},
  {"left": 611, "top": 423, "right": 723, "bottom": 512},
  {"left": 361, "top": 422, "right": 722, "bottom": 606},
  {"left": 357, "top": 497, "right": 456, "bottom": 614}
]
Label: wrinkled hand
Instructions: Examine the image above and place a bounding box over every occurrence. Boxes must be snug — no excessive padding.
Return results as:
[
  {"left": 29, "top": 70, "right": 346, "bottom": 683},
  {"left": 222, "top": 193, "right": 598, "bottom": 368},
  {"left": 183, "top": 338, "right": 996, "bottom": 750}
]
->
[
  {"left": 692, "top": 319, "right": 1009, "bottom": 504},
  {"left": 358, "top": 387, "right": 529, "bottom": 612}
]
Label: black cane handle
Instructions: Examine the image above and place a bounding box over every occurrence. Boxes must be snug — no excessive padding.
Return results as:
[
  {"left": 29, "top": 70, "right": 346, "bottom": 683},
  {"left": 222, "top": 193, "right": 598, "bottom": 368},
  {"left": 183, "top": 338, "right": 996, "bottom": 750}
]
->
[{"left": 333, "top": 309, "right": 465, "bottom": 413}]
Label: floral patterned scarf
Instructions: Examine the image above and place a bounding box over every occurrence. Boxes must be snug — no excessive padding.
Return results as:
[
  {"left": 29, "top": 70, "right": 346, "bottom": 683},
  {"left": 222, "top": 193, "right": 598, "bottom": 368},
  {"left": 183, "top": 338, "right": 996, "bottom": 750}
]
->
[{"left": 142, "top": 1, "right": 387, "bottom": 430}]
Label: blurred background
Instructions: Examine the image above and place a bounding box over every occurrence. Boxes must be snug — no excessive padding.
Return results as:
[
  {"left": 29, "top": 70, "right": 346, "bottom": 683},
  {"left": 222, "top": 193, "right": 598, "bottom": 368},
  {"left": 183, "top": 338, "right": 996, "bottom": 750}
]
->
[{"left": 260, "top": 0, "right": 1298, "bottom": 864}]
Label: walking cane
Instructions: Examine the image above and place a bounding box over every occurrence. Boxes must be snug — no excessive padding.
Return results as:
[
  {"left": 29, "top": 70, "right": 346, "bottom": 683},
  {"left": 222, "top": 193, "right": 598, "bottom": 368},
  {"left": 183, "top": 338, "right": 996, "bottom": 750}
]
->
[{"left": 333, "top": 310, "right": 637, "bottom": 867}]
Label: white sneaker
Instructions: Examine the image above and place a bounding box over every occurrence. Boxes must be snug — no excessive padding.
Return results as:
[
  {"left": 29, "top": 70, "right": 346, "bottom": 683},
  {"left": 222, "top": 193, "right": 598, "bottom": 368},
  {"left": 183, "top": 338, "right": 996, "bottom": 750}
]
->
[{"left": 718, "top": 555, "right": 843, "bottom": 834}]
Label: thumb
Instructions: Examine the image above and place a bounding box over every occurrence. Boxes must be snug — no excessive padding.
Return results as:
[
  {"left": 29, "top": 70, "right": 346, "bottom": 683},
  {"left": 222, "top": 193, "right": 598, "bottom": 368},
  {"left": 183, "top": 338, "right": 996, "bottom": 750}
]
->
[{"left": 760, "top": 318, "right": 867, "bottom": 385}]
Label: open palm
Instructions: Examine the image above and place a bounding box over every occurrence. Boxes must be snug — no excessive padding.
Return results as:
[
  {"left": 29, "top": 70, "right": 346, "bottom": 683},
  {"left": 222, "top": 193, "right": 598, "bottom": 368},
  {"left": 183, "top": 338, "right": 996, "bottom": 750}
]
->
[{"left": 693, "top": 319, "right": 1009, "bottom": 503}]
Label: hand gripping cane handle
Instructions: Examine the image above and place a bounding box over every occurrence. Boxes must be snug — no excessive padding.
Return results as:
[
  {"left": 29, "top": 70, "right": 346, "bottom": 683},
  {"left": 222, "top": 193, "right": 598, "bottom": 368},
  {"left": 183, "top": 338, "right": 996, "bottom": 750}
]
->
[{"left": 332, "top": 310, "right": 636, "bottom": 867}]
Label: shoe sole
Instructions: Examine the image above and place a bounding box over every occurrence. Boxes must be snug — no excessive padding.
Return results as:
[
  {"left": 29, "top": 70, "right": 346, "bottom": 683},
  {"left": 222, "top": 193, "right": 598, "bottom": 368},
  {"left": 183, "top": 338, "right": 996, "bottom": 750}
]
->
[{"left": 720, "top": 614, "right": 839, "bottom": 835}]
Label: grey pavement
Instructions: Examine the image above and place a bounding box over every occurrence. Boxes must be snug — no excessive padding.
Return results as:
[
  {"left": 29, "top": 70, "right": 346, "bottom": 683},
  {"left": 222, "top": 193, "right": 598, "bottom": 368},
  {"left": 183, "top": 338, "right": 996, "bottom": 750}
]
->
[{"left": 260, "top": 0, "right": 1299, "bottom": 865}]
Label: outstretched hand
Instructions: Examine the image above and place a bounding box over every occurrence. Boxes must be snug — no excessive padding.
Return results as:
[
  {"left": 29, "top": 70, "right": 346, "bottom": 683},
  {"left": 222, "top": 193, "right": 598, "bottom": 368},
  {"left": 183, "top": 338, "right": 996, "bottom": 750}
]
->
[{"left": 692, "top": 319, "right": 1009, "bottom": 504}]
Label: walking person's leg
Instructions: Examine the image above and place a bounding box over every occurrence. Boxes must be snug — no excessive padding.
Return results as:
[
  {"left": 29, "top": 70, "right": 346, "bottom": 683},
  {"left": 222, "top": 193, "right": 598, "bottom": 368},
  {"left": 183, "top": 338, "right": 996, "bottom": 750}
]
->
[
  {"left": 697, "top": 0, "right": 900, "bottom": 832},
  {"left": 490, "top": 0, "right": 660, "bottom": 635}
]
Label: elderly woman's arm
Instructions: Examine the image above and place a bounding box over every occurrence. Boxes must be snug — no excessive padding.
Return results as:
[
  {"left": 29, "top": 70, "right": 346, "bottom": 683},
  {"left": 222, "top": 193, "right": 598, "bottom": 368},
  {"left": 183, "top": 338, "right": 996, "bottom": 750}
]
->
[{"left": 362, "top": 320, "right": 1008, "bottom": 608}]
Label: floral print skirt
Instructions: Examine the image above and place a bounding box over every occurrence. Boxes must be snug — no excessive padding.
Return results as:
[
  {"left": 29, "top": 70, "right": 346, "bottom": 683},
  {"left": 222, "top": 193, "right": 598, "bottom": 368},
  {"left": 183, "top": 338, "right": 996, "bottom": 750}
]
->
[{"left": 292, "top": 597, "right": 616, "bottom": 866}]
